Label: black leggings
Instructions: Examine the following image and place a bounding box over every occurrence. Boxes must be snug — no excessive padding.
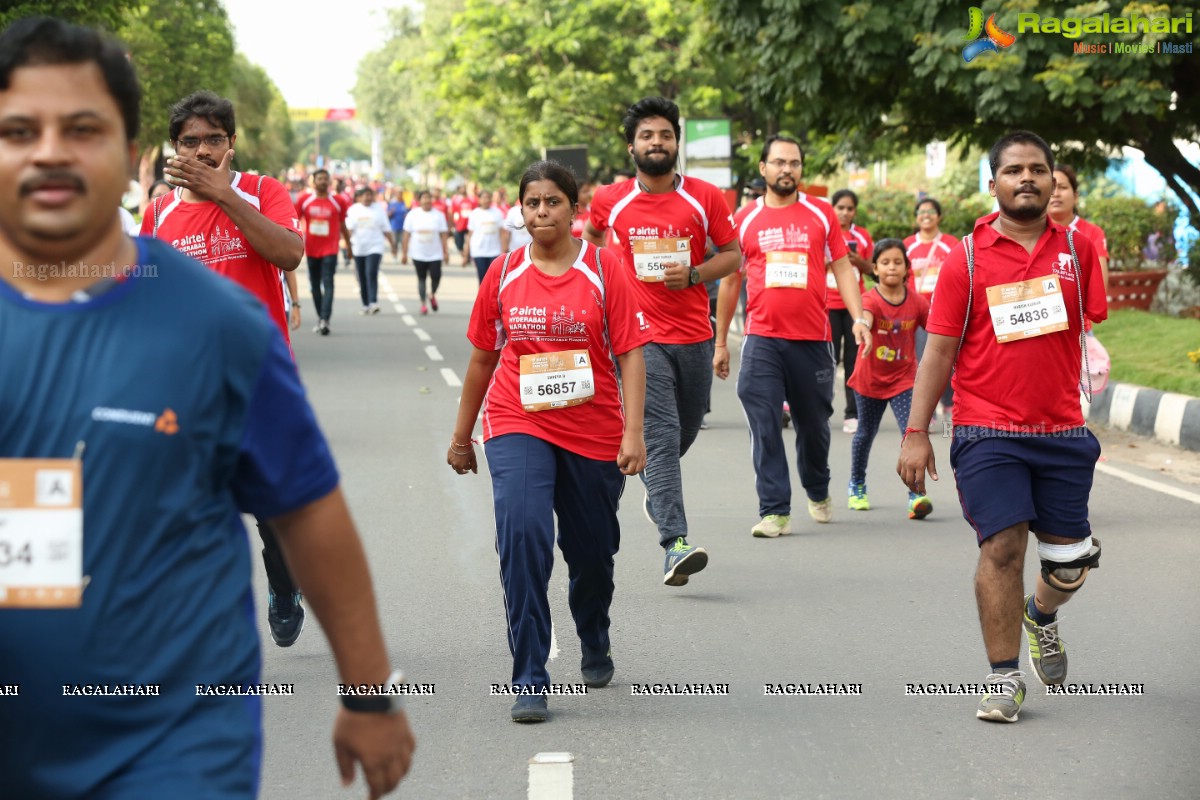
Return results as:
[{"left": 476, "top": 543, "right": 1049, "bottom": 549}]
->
[
  {"left": 829, "top": 308, "right": 859, "bottom": 419},
  {"left": 413, "top": 259, "right": 442, "bottom": 302}
]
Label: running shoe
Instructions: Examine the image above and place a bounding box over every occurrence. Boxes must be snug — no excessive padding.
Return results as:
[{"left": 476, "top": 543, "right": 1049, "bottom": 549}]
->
[
  {"left": 420, "top": 304, "right": 428, "bottom": 315},
  {"left": 782, "top": 402, "right": 791, "bottom": 428},
  {"left": 511, "top": 695, "right": 549, "bottom": 723},
  {"left": 642, "top": 492, "right": 658, "bottom": 526},
  {"left": 320, "top": 320, "right": 330, "bottom": 336},
  {"left": 581, "top": 645, "right": 614, "bottom": 688},
  {"left": 1023, "top": 594, "right": 1068, "bottom": 686},
  {"left": 312, "top": 322, "right": 323, "bottom": 334},
  {"left": 848, "top": 482, "right": 870, "bottom": 511},
  {"left": 370, "top": 304, "right": 380, "bottom": 315},
  {"left": 842, "top": 418, "right": 859, "bottom": 434},
  {"left": 807, "top": 497, "right": 832, "bottom": 523},
  {"left": 907, "top": 495, "right": 933, "bottom": 520},
  {"left": 976, "top": 670, "right": 1026, "bottom": 723},
  {"left": 267, "top": 589, "right": 305, "bottom": 647},
  {"left": 430, "top": 295, "right": 439, "bottom": 312},
  {"left": 663, "top": 538, "right": 708, "bottom": 587},
  {"left": 359, "top": 306, "right": 370, "bottom": 315},
  {"left": 751, "top": 514, "right": 791, "bottom": 538}
]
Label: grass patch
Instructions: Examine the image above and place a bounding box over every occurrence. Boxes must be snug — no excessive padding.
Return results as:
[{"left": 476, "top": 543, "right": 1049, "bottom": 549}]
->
[{"left": 1096, "top": 309, "right": 1200, "bottom": 396}]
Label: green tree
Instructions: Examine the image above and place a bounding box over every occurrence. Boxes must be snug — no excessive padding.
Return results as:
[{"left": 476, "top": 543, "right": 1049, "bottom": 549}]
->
[
  {"left": 0, "top": 0, "right": 136, "bottom": 30},
  {"left": 704, "top": 0, "right": 1200, "bottom": 219},
  {"left": 119, "top": 0, "right": 234, "bottom": 196},
  {"left": 226, "top": 53, "right": 294, "bottom": 174}
]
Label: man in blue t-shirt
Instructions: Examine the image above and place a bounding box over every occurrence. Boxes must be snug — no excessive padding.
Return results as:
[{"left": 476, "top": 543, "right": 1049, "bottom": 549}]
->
[{"left": 0, "top": 18, "right": 414, "bottom": 798}]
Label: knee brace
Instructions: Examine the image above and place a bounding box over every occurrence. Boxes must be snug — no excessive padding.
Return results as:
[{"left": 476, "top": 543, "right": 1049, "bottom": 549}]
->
[{"left": 1038, "top": 536, "right": 1101, "bottom": 593}]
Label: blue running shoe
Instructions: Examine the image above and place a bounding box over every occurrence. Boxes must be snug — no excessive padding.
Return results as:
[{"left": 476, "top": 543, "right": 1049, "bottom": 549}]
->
[
  {"left": 663, "top": 538, "right": 708, "bottom": 587},
  {"left": 268, "top": 589, "right": 305, "bottom": 647}
]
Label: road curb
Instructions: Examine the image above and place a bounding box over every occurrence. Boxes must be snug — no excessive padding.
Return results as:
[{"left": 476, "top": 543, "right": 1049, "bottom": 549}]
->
[{"left": 1083, "top": 381, "right": 1200, "bottom": 452}]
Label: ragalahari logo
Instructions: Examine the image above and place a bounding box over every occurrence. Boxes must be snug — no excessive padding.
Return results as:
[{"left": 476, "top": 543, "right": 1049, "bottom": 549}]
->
[{"left": 962, "top": 7, "right": 1016, "bottom": 61}]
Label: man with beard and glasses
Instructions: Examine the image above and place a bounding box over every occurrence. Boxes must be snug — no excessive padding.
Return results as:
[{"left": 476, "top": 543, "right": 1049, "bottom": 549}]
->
[
  {"left": 141, "top": 90, "right": 311, "bottom": 648},
  {"left": 713, "top": 136, "right": 870, "bottom": 539},
  {"left": 585, "top": 96, "right": 740, "bottom": 587},
  {"left": 897, "top": 131, "right": 1107, "bottom": 724},
  {"left": 0, "top": 18, "right": 414, "bottom": 797}
]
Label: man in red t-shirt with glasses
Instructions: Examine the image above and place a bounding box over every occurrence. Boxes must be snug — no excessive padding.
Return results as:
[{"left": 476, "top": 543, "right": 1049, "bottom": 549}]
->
[
  {"left": 898, "top": 131, "right": 1107, "bottom": 725},
  {"left": 144, "top": 90, "right": 309, "bottom": 649}
]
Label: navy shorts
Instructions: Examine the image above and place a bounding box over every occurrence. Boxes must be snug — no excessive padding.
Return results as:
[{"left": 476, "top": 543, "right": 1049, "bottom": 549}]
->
[{"left": 949, "top": 426, "right": 1101, "bottom": 545}]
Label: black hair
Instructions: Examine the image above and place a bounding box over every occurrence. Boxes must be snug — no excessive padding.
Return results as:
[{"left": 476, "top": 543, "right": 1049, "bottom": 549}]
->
[
  {"left": 759, "top": 135, "right": 804, "bottom": 166},
  {"left": 148, "top": 179, "right": 172, "bottom": 198},
  {"left": 1054, "top": 164, "right": 1079, "bottom": 194},
  {"left": 914, "top": 197, "right": 943, "bottom": 217},
  {"left": 312, "top": 168, "right": 330, "bottom": 179},
  {"left": 988, "top": 130, "right": 1054, "bottom": 177},
  {"left": 168, "top": 90, "right": 235, "bottom": 142},
  {"left": 622, "top": 96, "right": 680, "bottom": 145},
  {"left": 872, "top": 238, "right": 911, "bottom": 273},
  {"left": 831, "top": 189, "right": 859, "bottom": 207},
  {"left": 613, "top": 169, "right": 636, "bottom": 181},
  {"left": 417, "top": 189, "right": 432, "bottom": 202},
  {"left": 0, "top": 16, "right": 141, "bottom": 141},
  {"left": 519, "top": 160, "right": 579, "bottom": 207}
]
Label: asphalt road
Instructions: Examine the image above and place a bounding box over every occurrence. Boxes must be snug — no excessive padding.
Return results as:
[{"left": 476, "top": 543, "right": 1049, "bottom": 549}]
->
[{"left": 255, "top": 256, "right": 1200, "bottom": 800}]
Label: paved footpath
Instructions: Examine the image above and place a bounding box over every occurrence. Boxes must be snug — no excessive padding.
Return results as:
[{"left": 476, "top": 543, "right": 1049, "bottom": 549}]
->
[{"left": 255, "top": 256, "right": 1200, "bottom": 799}]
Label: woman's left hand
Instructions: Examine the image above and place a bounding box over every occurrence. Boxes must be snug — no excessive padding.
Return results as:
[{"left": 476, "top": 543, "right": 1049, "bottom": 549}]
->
[
  {"left": 447, "top": 442, "right": 477, "bottom": 475},
  {"left": 617, "top": 431, "right": 646, "bottom": 476}
]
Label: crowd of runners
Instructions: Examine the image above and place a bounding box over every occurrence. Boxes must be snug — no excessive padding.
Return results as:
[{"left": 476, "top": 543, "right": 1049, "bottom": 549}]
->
[{"left": 1, "top": 15, "right": 1111, "bottom": 798}]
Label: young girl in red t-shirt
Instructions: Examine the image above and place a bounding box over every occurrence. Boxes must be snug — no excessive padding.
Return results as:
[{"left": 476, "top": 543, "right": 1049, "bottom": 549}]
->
[{"left": 846, "top": 239, "right": 933, "bottom": 520}]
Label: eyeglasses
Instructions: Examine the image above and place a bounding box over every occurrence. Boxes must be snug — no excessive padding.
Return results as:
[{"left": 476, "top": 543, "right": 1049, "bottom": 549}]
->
[
  {"left": 766, "top": 159, "right": 802, "bottom": 170},
  {"left": 175, "top": 135, "right": 229, "bottom": 150}
]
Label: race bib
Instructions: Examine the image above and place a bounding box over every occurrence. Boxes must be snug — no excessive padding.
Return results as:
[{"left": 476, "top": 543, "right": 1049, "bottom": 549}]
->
[
  {"left": 479, "top": 220, "right": 499, "bottom": 236},
  {"left": 0, "top": 459, "right": 83, "bottom": 608},
  {"left": 825, "top": 266, "right": 860, "bottom": 289},
  {"left": 916, "top": 260, "right": 940, "bottom": 294},
  {"left": 519, "top": 350, "right": 595, "bottom": 412},
  {"left": 632, "top": 237, "right": 691, "bottom": 282},
  {"left": 416, "top": 230, "right": 434, "bottom": 244},
  {"left": 765, "top": 251, "right": 808, "bottom": 289},
  {"left": 308, "top": 219, "right": 330, "bottom": 237},
  {"left": 986, "top": 275, "right": 1070, "bottom": 343}
]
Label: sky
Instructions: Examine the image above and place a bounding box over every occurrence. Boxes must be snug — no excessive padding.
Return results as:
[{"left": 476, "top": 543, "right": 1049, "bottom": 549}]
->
[{"left": 220, "top": 0, "right": 405, "bottom": 110}]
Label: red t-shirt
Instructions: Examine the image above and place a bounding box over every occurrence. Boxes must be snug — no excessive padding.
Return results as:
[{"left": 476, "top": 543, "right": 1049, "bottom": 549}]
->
[
  {"left": 1066, "top": 215, "right": 1108, "bottom": 260},
  {"left": 828, "top": 223, "right": 874, "bottom": 310},
  {"left": 925, "top": 212, "right": 1108, "bottom": 432},
  {"left": 848, "top": 287, "right": 929, "bottom": 399},
  {"left": 467, "top": 242, "right": 652, "bottom": 461},
  {"left": 904, "top": 232, "right": 958, "bottom": 296},
  {"left": 735, "top": 194, "right": 849, "bottom": 341},
  {"left": 142, "top": 172, "right": 302, "bottom": 340},
  {"left": 450, "top": 195, "right": 477, "bottom": 232},
  {"left": 589, "top": 176, "right": 737, "bottom": 344},
  {"left": 295, "top": 191, "right": 346, "bottom": 258},
  {"left": 432, "top": 199, "right": 451, "bottom": 228}
]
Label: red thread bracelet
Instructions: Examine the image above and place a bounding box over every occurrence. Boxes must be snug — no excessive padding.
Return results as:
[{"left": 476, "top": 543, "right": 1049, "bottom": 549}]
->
[{"left": 902, "top": 427, "right": 929, "bottom": 441}]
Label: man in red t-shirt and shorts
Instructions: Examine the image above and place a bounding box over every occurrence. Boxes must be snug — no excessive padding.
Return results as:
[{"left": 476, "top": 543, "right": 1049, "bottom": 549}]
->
[
  {"left": 143, "top": 91, "right": 308, "bottom": 648},
  {"left": 898, "top": 131, "right": 1108, "bottom": 724},
  {"left": 585, "top": 97, "right": 741, "bottom": 587}
]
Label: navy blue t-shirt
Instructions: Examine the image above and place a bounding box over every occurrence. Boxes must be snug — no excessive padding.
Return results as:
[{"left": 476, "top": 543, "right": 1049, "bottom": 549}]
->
[{"left": 0, "top": 238, "right": 339, "bottom": 797}]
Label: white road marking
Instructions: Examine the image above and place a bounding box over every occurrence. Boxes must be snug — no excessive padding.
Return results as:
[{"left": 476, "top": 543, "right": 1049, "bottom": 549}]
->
[
  {"left": 548, "top": 621, "right": 558, "bottom": 660},
  {"left": 1096, "top": 462, "right": 1200, "bottom": 505},
  {"left": 414, "top": 328, "right": 432, "bottom": 342},
  {"left": 441, "top": 368, "right": 462, "bottom": 387},
  {"left": 402, "top": 315, "right": 416, "bottom": 326},
  {"left": 394, "top": 303, "right": 407, "bottom": 314},
  {"left": 528, "top": 752, "right": 573, "bottom": 800},
  {"left": 425, "top": 345, "right": 444, "bottom": 361}
]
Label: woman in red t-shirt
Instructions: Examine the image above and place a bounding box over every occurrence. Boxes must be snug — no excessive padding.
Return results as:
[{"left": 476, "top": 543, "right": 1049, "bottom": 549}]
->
[
  {"left": 1049, "top": 164, "right": 1109, "bottom": 288},
  {"left": 447, "top": 161, "right": 648, "bottom": 723},
  {"left": 846, "top": 239, "right": 932, "bottom": 520}
]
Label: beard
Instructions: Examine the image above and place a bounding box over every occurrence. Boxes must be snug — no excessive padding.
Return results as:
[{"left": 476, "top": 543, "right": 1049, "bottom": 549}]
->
[
  {"left": 633, "top": 147, "right": 677, "bottom": 177},
  {"left": 998, "top": 190, "right": 1048, "bottom": 221},
  {"left": 768, "top": 176, "right": 796, "bottom": 197}
]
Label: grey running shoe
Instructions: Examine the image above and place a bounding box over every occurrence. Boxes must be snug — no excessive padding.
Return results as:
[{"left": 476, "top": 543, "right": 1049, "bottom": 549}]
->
[
  {"left": 976, "top": 670, "right": 1026, "bottom": 723},
  {"left": 663, "top": 538, "right": 708, "bottom": 587},
  {"left": 1023, "top": 594, "right": 1068, "bottom": 686}
]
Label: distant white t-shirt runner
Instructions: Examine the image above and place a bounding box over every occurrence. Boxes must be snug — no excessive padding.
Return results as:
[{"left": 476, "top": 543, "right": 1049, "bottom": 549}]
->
[
  {"left": 589, "top": 175, "right": 737, "bottom": 344},
  {"left": 345, "top": 202, "right": 390, "bottom": 256},
  {"left": 404, "top": 207, "right": 450, "bottom": 262},
  {"left": 502, "top": 205, "right": 533, "bottom": 252},
  {"left": 467, "top": 206, "right": 505, "bottom": 259}
]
